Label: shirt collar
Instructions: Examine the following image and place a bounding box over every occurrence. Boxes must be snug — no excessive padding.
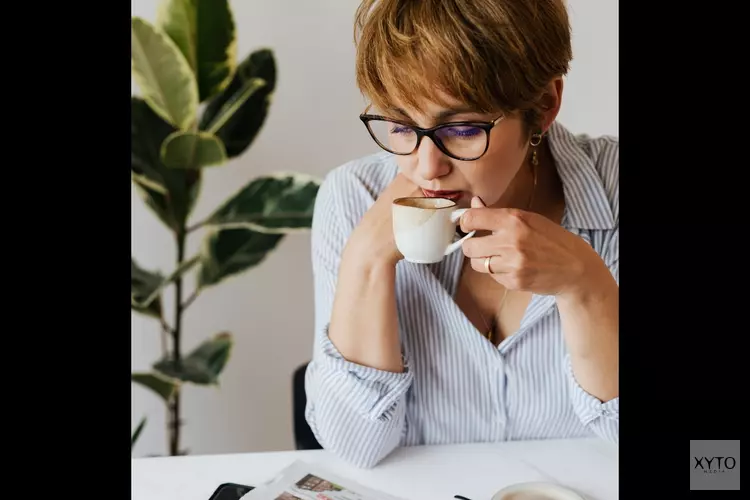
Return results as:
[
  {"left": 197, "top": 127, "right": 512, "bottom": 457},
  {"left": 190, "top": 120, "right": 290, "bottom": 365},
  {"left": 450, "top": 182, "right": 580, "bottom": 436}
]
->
[{"left": 546, "top": 121, "right": 616, "bottom": 230}]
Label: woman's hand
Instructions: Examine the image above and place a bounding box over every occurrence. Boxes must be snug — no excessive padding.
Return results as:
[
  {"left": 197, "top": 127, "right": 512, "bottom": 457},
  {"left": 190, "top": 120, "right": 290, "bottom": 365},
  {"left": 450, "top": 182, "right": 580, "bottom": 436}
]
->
[
  {"left": 459, "top": 196, "right": 609, "bottom": 298},
  {"left": 461, "top": 196, "right": 619, "bottom": 402},
  {"left": 344, "top": 173, "right": 422, "bottom": 267}
]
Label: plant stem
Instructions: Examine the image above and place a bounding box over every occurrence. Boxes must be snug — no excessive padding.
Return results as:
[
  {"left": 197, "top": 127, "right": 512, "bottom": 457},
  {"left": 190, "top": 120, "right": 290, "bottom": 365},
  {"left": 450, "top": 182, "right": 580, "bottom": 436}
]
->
[{"left": 169, "top": 227, "right": 186, "bottom": 456}]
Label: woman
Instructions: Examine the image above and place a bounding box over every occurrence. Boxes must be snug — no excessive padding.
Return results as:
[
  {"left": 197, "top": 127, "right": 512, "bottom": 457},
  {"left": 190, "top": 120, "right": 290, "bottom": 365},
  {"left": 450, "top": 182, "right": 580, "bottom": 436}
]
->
[{"left": 305, "top": 0, "right": 618, "bottom": 468}]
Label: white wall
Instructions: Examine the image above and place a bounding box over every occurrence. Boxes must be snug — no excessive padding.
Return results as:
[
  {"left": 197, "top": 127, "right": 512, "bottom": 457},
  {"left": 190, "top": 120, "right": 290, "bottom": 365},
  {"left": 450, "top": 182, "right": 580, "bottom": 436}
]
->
[{"left": 131, "top": 0, "right": 618, "bottom": 457}]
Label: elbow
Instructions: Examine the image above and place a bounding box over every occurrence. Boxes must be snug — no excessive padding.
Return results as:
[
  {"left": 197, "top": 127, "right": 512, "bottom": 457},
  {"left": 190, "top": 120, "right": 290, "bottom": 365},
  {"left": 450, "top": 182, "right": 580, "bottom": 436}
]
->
[
  {"left": 597, "top": 431, "right": 619, "bottom": 446},
  {"left": 351, "top": 454, "right": 388, "bottom": 470},
  {"left": 602, "top": 426, "right": 619, "bottom": 445},
  {"left": 304, "top": 408, "right": 396, "bottom": 470},
  {"left": 303, "top": 360, "right": 407, "bottom": 469},
  {"left": 588, "top": 416, "right": 619, "bottom": 445}
]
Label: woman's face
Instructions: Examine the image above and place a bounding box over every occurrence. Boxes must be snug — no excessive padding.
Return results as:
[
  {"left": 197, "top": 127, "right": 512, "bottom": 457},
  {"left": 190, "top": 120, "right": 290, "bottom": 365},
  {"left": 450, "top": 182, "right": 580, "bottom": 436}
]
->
[
  {"left": 377, "top": 82, "right": 562, "bottom": 209},
  {"left": 381, "top": 97, "right": 529, "bottom": 209}
]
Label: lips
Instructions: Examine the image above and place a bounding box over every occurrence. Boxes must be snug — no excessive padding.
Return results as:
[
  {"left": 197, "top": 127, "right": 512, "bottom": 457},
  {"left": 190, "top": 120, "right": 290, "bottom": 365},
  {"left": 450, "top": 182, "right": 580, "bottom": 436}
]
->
[{"left": 422, "top": 189, "right": 464, "bottom": 201}]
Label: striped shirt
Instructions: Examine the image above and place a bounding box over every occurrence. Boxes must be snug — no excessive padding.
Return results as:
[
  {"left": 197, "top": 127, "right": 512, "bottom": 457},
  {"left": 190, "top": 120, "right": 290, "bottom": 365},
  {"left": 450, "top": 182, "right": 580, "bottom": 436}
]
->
[{"left": 305, "top": 120, "right": 619, "bottom": 468}]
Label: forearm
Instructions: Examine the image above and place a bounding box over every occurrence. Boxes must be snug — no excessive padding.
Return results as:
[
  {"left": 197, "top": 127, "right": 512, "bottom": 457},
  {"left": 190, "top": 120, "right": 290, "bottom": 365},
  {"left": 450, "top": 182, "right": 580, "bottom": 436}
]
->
[
  {"left": 308, "top": 245, "right": 410, "bottom": 468},
  {"left": 556, "top": 263, "right": 619, "bottom": 402},
  {"left": 328, "top": 243, "right": 403, "bottom": 373}
]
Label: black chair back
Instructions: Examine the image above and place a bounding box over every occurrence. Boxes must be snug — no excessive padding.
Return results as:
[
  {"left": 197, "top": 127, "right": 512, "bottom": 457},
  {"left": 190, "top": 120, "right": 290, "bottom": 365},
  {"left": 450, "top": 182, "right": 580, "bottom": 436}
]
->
[{"left": 292, "top": 362, "right": 323, "bottom": 450}]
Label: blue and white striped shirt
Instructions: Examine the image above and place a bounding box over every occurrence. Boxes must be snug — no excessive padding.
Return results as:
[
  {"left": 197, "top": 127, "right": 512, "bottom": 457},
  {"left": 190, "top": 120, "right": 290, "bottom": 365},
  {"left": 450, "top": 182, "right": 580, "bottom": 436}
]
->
[{"left": 305, "top": 120, "right": 619, "bottom": 468}]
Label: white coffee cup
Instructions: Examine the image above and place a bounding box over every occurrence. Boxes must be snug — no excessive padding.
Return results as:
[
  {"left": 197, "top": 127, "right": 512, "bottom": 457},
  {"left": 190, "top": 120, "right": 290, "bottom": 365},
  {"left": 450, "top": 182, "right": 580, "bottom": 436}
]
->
[
  {"left": 491, "top": 481, "right": 585, "bottom": 500},
  {"left": 392, "top": 196, "right": 476, "bottom": 264}
]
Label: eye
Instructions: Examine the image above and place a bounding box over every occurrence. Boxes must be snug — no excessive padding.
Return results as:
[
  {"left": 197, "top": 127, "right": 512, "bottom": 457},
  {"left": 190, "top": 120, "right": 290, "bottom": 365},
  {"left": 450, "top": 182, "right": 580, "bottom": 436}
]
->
[
  {"left": 390, "top": 125, "right": 414, "bottom": 134},
  {"left": 440, "top": 126, "right": 482, "bottom": 138}
]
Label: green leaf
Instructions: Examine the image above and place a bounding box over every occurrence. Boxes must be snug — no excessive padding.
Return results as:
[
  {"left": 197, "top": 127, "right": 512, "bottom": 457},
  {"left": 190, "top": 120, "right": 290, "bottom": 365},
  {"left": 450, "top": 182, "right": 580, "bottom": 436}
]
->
[
  {"left": 132, "top": 416, "right": 147, "bottom": 451},
  {"left": 205, "top": 173, "right": 321, "bottom": 233},
  {"left": 193, "top": 0, "right": 236, "bottom": 101},
  {"left": 131, "top": 97, "right": 176, "bottom": 189},
  {"left": 131, "top": 97, "right": 203, "bottom": 230},
  {"left": 131, "top": 96, "right": 179, "bottom": 229},
  {"left": 153, "top": 332, "right": 233, "bottom": 385},
  {"left": 131, "top": 257, "right": 163, "bottom": 318},
  {"left": 199, "top": 48, "right": 276, "bottom": 157},
  {"left": 132, "top": 183, "right": 174, "bottom": 231},
  {"left": 131, "top": 16, "right": 198, "bottom": 129},
  {"left": 157, "top": 0, "right": 237, "bottom": 102},
  {"left": 202, "top": 78, "right": 266, "bottom": 136},
  {"left": 236, "top": 48, "right": 277, "bottom": 93},
  {"left": 160, "top": 130, "right": 227, "bottom": 169},
  {"left": 131, "top": 372, "right": 180, "bottom": 402},
  {"left": 197, "top": 228, "right": 284, "bottom": 288},
  {"left": 156, "top": 0, "right": 198, "bottom": 70}
]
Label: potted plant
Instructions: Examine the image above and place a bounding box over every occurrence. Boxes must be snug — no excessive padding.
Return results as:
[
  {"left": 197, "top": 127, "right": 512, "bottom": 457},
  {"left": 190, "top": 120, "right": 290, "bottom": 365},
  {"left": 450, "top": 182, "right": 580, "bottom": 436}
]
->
[{"left": 130, "top": 0, "right": 320, "bottom": 456}]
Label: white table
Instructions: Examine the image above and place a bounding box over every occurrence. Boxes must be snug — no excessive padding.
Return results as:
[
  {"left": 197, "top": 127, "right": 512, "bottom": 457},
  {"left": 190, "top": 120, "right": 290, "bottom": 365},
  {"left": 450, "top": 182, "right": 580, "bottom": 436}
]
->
[{"left": 132, "top": 438, "right": 618, "bottom": 500}]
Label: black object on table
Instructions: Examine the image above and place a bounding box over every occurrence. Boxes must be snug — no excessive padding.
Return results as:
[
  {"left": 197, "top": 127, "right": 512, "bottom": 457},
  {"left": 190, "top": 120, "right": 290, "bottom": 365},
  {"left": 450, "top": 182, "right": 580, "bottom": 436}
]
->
[{"left": 207, "top": 482, "right": 254, "bottom": 500}]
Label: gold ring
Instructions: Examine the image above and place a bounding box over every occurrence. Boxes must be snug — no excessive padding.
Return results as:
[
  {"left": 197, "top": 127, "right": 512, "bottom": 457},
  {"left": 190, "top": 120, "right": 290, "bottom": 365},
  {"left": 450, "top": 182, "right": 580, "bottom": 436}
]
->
[{"left": 484, "top": 256, "right": 494, "bottom": 274}]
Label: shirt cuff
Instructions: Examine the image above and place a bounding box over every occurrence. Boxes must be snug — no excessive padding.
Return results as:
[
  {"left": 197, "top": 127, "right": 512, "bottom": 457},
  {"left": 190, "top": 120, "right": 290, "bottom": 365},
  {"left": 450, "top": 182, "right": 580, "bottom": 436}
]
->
[
  {"left": 565, "top": 354, "right": 619, "bottom": 426},
  {"left": 315, "top": 325, "right": 413, "bottom": 421}
]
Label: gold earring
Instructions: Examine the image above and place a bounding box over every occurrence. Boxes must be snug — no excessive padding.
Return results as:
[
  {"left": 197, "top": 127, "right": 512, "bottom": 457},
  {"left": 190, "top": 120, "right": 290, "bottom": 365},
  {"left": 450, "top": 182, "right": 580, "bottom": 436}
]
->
[{"left": 529, "top": 131, "right": 542, "bottom": 165}]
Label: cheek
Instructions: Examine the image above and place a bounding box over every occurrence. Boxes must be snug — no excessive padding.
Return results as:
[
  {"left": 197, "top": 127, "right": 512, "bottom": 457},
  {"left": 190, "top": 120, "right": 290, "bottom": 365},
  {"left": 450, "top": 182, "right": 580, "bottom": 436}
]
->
[{"left": 395, "top": 157, "right": 418, "bottom": 180}]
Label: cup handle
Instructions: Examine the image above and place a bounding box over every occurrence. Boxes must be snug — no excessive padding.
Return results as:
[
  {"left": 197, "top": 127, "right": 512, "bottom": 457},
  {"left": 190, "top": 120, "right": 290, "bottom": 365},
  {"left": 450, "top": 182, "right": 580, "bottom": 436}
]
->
[{"left": 445, "top": 208, "right": 475, "bottom": 256}]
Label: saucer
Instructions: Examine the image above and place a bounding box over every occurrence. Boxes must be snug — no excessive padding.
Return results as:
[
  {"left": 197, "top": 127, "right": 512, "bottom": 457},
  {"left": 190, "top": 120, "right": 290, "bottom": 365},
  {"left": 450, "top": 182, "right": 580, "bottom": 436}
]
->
[{"left": 491, "top": 481, "right": 585, "bottom": 500}]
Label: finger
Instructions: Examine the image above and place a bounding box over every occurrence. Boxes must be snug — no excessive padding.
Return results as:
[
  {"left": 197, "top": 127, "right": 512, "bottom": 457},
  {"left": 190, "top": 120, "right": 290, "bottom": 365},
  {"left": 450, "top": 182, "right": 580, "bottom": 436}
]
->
[
  {"left": 461, "top": 233, "right": 511, "bottom": 258},
  {"left": 469, "top": 254, "right": 513, "bottom": 275},
  {"left": 460, "top": 204, "right": 518, "bottom": 233},
  {"left": 459, "top": 208, "right": 497, "bottom": 233},
  {"left": 460, "top": 206, "right": 529, "bottom": 234}
]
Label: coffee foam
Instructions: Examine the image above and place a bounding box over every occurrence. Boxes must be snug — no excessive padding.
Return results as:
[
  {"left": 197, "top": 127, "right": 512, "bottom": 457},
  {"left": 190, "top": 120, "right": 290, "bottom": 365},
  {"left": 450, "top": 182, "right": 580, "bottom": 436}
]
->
[{"left": 393, "top": 197, "right": 455, "bottom": 209}]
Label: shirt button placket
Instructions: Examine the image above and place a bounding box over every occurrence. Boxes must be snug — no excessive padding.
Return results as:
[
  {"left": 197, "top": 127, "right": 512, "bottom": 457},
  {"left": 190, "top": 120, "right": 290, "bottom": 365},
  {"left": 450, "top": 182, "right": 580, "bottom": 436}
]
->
[{"left": 494, "top": 357, "right": 508, "bottom": 441}]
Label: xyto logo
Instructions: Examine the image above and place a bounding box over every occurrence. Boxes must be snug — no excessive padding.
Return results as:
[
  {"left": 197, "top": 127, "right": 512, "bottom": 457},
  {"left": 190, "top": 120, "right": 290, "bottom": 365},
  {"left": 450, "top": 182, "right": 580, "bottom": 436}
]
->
[{"left": 693, "top": 456, "right": 736, "bottom": 474}]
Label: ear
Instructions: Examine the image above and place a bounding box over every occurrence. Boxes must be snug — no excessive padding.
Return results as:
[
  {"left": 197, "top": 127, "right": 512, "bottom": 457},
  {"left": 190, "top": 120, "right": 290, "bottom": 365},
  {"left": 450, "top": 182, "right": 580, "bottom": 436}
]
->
[{"left": 539, "top": 77, "right": 564, "bottom": 133}]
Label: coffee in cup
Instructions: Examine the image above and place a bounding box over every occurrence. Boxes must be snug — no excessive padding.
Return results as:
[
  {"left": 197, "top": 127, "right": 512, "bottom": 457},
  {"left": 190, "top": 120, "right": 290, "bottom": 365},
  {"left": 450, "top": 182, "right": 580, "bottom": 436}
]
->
[{"left": 392, "top": 196, "right": 475, "bottom": 264}]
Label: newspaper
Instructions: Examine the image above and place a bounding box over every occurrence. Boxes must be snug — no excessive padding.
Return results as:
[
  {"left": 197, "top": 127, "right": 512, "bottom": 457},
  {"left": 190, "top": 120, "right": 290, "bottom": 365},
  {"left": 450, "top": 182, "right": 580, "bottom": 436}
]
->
[{"left": 241, "top": 460, "right": 407, "bottom": 500}]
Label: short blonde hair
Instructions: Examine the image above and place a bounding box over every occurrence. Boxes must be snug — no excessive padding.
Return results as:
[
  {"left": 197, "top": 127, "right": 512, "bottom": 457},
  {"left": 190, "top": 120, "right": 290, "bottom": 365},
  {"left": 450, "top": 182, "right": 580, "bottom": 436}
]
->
[{"left": 354, "top": 0, "right": 573, "bottom": 131}]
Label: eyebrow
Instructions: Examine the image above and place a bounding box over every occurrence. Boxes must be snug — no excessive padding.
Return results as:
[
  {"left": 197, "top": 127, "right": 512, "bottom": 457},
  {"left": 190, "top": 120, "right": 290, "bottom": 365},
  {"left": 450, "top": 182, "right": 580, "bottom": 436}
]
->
[{"left": 391, "top": 106, "right": 480, "bottom": 122}]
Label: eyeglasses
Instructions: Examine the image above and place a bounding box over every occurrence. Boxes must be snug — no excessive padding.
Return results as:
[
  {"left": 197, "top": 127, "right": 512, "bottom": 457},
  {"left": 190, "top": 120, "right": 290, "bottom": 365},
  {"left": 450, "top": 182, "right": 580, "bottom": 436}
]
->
[{"left": 359, "top": 112, "right": 505, "bottom": 161}]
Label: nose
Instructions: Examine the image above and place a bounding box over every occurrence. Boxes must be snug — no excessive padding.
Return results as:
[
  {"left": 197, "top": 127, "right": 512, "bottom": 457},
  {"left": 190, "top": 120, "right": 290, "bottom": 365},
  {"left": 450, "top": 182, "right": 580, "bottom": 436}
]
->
[{"left": 416, "top": 137, "right": 451, "bottom": 181}]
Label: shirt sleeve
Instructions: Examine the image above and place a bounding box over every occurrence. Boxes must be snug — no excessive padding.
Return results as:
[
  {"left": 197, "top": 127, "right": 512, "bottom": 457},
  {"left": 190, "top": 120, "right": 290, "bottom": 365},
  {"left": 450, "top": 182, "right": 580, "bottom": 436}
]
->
[
  {"left": 566, "top": 225, "right": 619, "bottom": 444},
  {"left": 565, "top": 354, "right": 619, "bottom": 444},
  {"left": 304, "top": 164, "right": 412, "bottom": 468}
]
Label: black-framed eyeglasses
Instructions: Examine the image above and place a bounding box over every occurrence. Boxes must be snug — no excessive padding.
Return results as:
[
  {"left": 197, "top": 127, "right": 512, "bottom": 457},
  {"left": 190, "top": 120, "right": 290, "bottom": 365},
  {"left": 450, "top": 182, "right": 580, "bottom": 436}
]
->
[{"left": 359, "top": 110, "right": 505, "bottom": 161}]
